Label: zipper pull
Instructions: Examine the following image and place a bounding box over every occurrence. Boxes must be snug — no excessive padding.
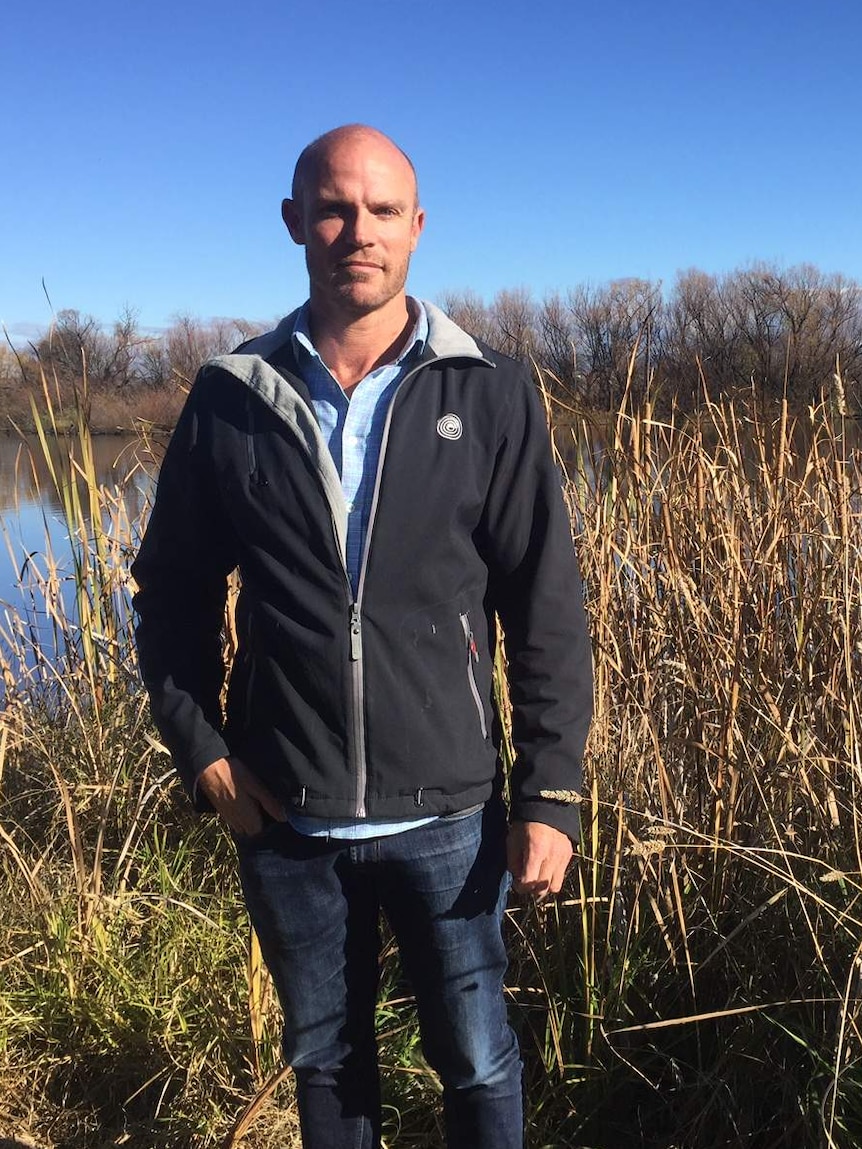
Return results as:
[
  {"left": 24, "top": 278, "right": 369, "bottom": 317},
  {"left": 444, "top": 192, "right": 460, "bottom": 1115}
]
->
[{"left": 349, "top": 604, "right": 362, "bottom": 661}]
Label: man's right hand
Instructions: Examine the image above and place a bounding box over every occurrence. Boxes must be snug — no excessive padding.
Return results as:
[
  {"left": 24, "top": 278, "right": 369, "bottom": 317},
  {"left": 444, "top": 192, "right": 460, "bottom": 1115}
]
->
[{"left": 196, "top": 756, "right": 287, "bottom": 837}]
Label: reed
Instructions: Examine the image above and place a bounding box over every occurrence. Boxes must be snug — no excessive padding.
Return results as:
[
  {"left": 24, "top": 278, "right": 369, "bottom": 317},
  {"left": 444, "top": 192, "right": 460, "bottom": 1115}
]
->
[
  {"left": 0, "top": 359, "right": 860, "bottom": 1147},
  {"left": 516, "top": 365, "right": 862, "bottom": 1147},
  {"left": 0, "top": 362, "right": 284, "bottom": 1147}
]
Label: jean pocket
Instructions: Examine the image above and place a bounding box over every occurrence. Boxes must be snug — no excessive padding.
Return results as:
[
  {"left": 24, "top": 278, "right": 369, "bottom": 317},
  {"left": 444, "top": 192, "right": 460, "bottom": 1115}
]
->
[{"left": 231, "top": 814, "right": 285, "bottom": 849}]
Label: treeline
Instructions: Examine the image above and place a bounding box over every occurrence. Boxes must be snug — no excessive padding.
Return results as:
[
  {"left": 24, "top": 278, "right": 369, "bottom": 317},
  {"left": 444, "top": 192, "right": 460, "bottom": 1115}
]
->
[
  {"left": 444, "top": 262, "right": 862, "bottom": 411},
  {"left": 3, "top": 262, "right": 861, "bottom": 430},
  {"left": 0, "top": 311, "right": 267, "bottom": 431}
]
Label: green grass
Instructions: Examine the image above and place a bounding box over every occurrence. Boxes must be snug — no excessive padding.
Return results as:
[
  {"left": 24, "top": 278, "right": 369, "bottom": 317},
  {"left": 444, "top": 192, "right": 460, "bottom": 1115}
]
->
[{"left": 0, "top": 359, "right": 860, "bottom": 1147}]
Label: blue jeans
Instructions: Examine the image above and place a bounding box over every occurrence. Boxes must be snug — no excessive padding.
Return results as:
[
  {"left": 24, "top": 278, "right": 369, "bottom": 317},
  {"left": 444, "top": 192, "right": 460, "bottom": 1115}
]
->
[{"left": 235, "top": 801, "right": 523, "bottom": 1149}]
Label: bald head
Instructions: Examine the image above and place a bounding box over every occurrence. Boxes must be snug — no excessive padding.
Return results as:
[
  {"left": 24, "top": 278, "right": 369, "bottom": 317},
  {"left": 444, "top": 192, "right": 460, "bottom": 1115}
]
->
[
  {"left": 281, "top": 123, "right": 425, "bottom": 326},
  {"left": 292, "top": 124, "right": 419, "bottom": 210}
]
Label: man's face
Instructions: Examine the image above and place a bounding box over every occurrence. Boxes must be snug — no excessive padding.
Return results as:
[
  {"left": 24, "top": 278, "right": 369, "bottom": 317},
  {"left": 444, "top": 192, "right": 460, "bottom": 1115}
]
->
[{"left": 282, "top": 131, "right": 424, "bottom": 320}]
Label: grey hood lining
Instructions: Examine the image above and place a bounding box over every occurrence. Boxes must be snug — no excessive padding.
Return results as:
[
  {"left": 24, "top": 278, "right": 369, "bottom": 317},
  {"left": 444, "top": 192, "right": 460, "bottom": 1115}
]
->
[
  {"left": 422, "top": 300, "right": 488, "bottom": 360},
  {"left": 206, "top": 352, "right": 348, "bottom": 563}
]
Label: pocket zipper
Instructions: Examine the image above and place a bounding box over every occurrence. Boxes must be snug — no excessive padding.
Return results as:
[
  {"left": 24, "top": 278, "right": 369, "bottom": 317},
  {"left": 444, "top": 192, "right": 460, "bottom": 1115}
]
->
[{"left": 459, "top": 612, "right": 488, "bottom": 740}]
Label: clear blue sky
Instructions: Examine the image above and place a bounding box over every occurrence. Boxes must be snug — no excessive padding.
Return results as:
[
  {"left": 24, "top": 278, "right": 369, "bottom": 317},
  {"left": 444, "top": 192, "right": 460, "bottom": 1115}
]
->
[{"left": 3, "top": 0, "right": 860, "bottom": 339}]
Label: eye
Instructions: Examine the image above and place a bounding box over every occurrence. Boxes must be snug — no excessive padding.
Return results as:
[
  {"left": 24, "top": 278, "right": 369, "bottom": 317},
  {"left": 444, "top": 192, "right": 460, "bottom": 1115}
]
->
[{"left": 314, "top": 200, "right": 347, "bottom": 221}]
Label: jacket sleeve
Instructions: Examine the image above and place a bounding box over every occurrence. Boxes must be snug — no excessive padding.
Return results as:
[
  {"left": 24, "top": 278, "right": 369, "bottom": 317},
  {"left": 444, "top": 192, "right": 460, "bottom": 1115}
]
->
[
  {"left": 131, "top": 374, "right": 239, "bottom": 807},
  {"left": 479, "top": 368, "right": 593, "bottom": 840}
]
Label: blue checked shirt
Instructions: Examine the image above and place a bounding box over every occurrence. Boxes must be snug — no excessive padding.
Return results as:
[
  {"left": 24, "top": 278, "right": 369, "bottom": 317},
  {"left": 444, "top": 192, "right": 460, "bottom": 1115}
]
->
[
  {"left": 291, "top": 300, "right": 429, "bottom": 595},
  {"left": 287, "top": 299, "right": 438, "bottom": 840}
]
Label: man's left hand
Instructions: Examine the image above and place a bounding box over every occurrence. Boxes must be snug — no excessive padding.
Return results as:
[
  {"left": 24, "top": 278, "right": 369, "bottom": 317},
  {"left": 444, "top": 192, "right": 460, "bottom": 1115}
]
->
[{"left": 506, "top": 821, "right": 574, "bottom": 900}]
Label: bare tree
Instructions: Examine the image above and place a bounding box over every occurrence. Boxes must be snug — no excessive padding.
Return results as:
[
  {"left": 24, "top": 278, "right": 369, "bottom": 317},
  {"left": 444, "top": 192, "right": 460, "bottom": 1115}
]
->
[
  {"left": 568, "top": 279, "right": 662, "bottom": 409},
  {"left": 438, "top": 290, "right": 495, "bottom": 346},
  {"left": 14, "top": 265, "right": 862, "bottom": 422},
  {"left": 536, "top": 293, "right": 584, "bottom": 402},
  {"left": 488, "top": 288, "right": 537, "bottom": 362},
  {"left": 664, "top": 270, "right": 745, "bottom": 400}
]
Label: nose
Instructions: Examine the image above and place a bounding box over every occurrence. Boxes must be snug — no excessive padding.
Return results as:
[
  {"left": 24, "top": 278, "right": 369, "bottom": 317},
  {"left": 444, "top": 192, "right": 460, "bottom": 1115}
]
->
[{"left": 344, "top": 207, "right": 373, "bottom": 248}]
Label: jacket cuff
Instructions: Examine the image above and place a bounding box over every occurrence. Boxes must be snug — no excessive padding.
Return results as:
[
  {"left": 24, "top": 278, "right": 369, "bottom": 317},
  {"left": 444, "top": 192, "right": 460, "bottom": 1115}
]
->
[
  {"left": 177, "top": 735, "right": 232, "bottom": 813},
  {"left": 510, "top": 797, "right": 581, "bottom": 842}
]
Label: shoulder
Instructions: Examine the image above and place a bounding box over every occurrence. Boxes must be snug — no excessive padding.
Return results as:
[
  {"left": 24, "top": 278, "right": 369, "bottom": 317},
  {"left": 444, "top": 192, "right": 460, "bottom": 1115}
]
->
[
  {"left": 472, "top": 341, "right": 533, "bottom": 389},
  {"left": 422, "top": 301, "right": 533, "bottom": 392},
  {"left": 231, "top": 310, "right": 302, "bottom": 359}
]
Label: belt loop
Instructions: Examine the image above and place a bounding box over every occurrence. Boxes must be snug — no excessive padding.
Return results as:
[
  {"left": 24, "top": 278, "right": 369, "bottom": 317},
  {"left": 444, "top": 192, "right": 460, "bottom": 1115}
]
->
[
  {"left": 414, "top": 787, "right": 423, "bottom": 807},
  {"left": 298, "top": 786, "right": 307, "bottom": 808}
]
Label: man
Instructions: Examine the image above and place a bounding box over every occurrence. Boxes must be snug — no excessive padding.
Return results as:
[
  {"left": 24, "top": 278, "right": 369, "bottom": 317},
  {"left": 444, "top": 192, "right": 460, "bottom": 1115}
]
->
[{"left": 132, "top": 124, "right": 593, "bottom": 1149}]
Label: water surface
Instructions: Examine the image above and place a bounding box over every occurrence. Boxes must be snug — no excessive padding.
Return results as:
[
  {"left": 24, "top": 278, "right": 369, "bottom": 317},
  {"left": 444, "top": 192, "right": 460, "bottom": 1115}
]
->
[{"left": 0, "top": 434, "right": 155, "bottom": 669}]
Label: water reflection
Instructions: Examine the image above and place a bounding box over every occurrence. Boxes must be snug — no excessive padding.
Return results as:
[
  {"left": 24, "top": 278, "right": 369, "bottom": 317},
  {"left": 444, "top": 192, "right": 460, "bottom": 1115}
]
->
[
  {"left": 0, "top": 433, "right": 155, "bottom": 518},
  {"left": 0, "top": 435, "right": 157, "bottom": 658}
]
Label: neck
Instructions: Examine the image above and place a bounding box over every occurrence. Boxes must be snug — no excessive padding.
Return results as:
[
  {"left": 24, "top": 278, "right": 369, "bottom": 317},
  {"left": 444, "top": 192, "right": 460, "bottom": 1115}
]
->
[{"left": 308, "top": 296, "right": 415, "bottom": 393}]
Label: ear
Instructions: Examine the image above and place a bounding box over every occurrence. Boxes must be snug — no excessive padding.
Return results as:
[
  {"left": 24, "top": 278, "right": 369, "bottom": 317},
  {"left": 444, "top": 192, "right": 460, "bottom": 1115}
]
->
[
  {"left": 410, "top": 206, "right": 426, "bottom": 253},
  {"left": 282, "top": 198, "right": 305, "bottom": 245}
]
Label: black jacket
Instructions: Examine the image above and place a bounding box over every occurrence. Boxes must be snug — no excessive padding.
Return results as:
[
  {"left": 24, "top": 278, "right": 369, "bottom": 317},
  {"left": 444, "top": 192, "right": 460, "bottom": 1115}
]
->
[{"left": 132, "top": 302, "right": 593, "bottom": 838}]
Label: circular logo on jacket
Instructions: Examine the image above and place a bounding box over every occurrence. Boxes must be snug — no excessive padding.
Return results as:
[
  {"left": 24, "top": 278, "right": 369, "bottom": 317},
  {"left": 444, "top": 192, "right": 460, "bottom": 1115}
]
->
[{"left": 437, "top": 414, "right": 462, "bottom": 441}]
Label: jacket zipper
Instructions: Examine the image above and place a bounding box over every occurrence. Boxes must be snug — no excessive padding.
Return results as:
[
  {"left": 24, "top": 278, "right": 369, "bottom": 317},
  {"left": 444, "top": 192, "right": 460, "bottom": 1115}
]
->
[
  {"left": 317, "top": 351, "right": 493, "bottom": 817},
  {"left": 345, "top": 358, "right": 440, "bottom": 816},
  {"left": 324, "top": 520, "right": 367, "bottom": 817},
  {"left": 347, "top": 601, "right": 366, "bottom": 814},
  {"left": 459, "top": 611, "right": 488, "bottom": 739}
]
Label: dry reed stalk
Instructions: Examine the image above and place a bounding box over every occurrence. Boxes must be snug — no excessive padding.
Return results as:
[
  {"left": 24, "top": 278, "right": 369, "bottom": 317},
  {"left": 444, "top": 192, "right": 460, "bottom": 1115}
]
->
[
  {"left": 1, "top": 353, "right": 861, "bottom": 1144},
  {"left": 495, "top": 362, "right": 862, "bottom": 1144}
]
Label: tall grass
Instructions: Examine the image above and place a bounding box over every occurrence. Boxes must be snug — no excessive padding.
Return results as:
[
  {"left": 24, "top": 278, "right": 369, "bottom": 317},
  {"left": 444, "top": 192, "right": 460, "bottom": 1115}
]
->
[
  {"left": 0, "top": 365, "right": 289, "bottom": 1148},
  {"left": 519, "top": 367, "right": 862, "bottom": 1147},
  {"left": 0, "top": 359, "right": 860, "bottom": 1147}
]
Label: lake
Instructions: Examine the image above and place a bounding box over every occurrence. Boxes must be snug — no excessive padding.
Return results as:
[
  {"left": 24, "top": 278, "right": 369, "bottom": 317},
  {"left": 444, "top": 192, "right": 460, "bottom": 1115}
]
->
[{"left": 0, "top": 433, "right": 155, "bottom": 673}]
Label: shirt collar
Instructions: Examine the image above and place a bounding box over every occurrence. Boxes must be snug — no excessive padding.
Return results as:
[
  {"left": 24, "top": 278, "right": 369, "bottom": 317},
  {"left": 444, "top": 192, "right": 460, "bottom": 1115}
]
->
[{"left": 291, "top": 298, "right": 428, "bottom": 370}]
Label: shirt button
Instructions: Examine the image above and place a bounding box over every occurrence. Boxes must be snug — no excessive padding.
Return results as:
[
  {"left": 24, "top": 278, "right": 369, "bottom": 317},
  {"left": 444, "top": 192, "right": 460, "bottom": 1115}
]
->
[{"left": 346, "top": 501, "right": 355, "bottom": 513}]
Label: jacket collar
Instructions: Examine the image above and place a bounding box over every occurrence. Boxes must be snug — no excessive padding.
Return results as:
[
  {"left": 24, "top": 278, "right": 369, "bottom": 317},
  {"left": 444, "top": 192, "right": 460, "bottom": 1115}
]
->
[
  {"left": 422, "top": 300, "right": 488, "bottom": 361},
  {"left": 232, "top": 299, "right": 488, "bottom": 367},
  {"left": 201, "top": 301, "right": 492, "bottom": 566}
]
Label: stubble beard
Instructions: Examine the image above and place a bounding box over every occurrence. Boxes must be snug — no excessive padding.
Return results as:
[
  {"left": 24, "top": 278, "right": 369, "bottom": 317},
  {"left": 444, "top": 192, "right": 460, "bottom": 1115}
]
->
[{"left": 314, "top": 254, "right": 412, "bottom": 319}]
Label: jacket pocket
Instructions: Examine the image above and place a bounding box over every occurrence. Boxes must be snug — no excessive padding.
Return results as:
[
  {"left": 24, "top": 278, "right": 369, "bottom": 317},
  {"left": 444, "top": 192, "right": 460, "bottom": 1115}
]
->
[
  {"left": 240, "top": 612, "right": 258, "bottom": 733},
  {"left": 459, "top": 612, "right": 488, "bottom": 740},
  {"left": 225, "top": 612, "right": 257, "bottom": 740},
  {"left": 243, "top": 652, "right": 257, "bottom": 732}
]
